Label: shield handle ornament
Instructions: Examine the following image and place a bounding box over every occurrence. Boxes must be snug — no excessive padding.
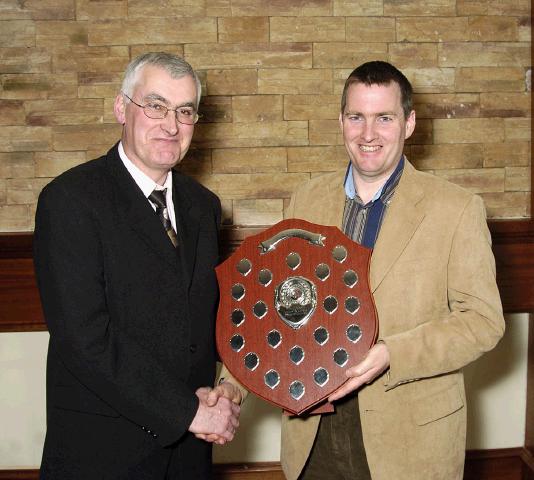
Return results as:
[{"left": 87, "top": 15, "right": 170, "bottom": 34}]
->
[{"left": 216, "top": 219, "right": 378, "bottom": 416}]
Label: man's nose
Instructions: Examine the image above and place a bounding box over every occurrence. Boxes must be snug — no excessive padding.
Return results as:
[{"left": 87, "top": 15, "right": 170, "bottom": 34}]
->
[
  {"left": 162, "top": 111, "right": 179, "bottom": 135},
  {"left": 361, "top": 121, "right": 377, "bottom": 142}
]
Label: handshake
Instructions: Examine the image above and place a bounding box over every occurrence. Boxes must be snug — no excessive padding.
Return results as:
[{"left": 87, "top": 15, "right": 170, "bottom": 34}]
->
[{"left": 188, "top": 381, "right": 242, "bottom": 445}]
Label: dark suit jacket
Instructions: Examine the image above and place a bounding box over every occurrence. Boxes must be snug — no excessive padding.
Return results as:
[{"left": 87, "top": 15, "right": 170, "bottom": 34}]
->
[{"left": 34, "top": 144, "right": 222, "bottom": 479}]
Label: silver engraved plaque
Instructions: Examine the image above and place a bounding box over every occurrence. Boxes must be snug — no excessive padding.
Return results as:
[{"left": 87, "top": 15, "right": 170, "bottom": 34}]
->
[
  {"left": 289, "top": 345, "right": 305, "bottom": 365},
  {"left": 332, "top": 245, "right": 348, "bottom": 263},
  {"left": 345, "top": 296, "right": 360, "bottom": 314},
  {"left": 253, "top": 301, "right": 268, "bottom": 319},
  {"left": 347, "top": 324, "right": 362, "bottom": 343},
  {"left": 289, "top": 380, "right": 305, "bottom": 400},
  {"left": 314, "top": 326, "right": 329, "bottom": 345},
  {"left": 231, "top": 309, "right": 245, "bottom": 327},
  {"left": 314, "top": 367, "right": 329, "bottom": 387},
  {"left": 323, "top": 295, "right": 338, "bottom": 314},
  {"left": 258, "top": 269, "right": 273, "bottom": 286},
  {"left": 216, "top": 218, "right": 378, "bottom": 416},
  {"left": 267, "top": 329, "right": 282, "bottom": 348},
  {"left": 237, "top": 258, "right": 252, "bottom": 276},
  {"left": 315, "top": 263, "right": 330, "bottom": 281},
  {"left": 275, "top": 276, "right": 317, "bottom": 330},
  {"left": 231, "top": 283, "right": 245, "bottom": 301},
  {"left": 286, "top": 252, "right": 302, "bottom": 270},
  {"left": 333, "top": 348, "right": 349, "bottom": 367},
  {"left": 244, "top": 352, "right": 259, "bottom": 371},
  {"left": 343, "top": 270, "right": 359, "bottom": 287},
  {"left": 230, "top": 334, "right": 244, "bottom": 352},
  {"left": 265, "top": 369, "right": 280, "bottom": 389}
]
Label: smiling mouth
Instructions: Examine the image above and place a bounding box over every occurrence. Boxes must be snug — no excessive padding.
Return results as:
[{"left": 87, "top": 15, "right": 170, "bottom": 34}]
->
[
  {"left": 359, "top": 145, "right": 381, "bottom": 152},
  {"left": 154, "top": 138, "right": 179, "bottom": 144}
]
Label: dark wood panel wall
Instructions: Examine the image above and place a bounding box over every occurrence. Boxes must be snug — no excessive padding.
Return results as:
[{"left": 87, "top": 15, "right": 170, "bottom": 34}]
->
[{"left": 2, "top": 220, "right": 533, "bottom": 331}]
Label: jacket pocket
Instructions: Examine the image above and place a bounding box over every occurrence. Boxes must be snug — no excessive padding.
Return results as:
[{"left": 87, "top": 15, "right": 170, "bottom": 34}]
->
[
  {"left": 52, "top": 385, "right": 120, "bottom": 418},
  {"left": 412, "top": 382, "right": 464, "bottom": 426}
]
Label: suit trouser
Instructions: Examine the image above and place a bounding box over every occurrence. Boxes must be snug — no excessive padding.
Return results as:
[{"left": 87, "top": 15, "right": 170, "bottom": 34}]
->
[{"left": 299, "top": 393, "right": 371, "bottom": 480}]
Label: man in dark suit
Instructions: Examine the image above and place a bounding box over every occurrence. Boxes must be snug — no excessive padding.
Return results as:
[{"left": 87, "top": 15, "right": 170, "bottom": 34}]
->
[{"left": 34, "top": 52, "right": 239, "bottom": 479}]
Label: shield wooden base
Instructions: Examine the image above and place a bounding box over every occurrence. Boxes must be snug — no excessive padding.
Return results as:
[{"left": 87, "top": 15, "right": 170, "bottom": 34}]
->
[{"left": 216, "top": 218, "right": 378, "bottom": 415}]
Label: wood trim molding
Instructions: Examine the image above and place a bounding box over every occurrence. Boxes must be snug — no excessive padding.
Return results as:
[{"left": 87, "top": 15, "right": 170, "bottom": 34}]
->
[
  {"left": 489, "top": 220, "right": 534, "bottom": 314},
  {"left": 0, "top": 473, "right": 38, "bottom": 480},
  {"left": 464, "top": 448, "right": 527, "bottom": 480},
  {"left": 213, "top": 462, "right": 285, "bottom": 480},
  {"left": 1, "top": 220, "right": 533, "bottom": 332},
  {"left": 0, "top": 464, "right": 285, "bottom": 480},
  {"left": 522, "top": 449, "right": 534, "bottom": 480},
  {"left": 0, "top": 233, "right": 33, "bottom": 259},
  {"left": 0, "top": 450, "right": 532, "bottom": 480},
  {"left": 526, "top": 313, "right": 534, "bottom": 457},
  {"left": 531, "top": 98, "right": 533, "bottom": 218},
  {"left": 0, "top": 257, "right": 43, "bottom": 332}
]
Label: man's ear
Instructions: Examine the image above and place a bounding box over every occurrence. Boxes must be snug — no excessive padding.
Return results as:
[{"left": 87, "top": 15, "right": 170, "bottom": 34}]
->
[
  {"left": 404, "top": 110, "right": 416, "bottom": 140},
  {"left": 114, "top": 94, "right": 126, "bottom": 125}
]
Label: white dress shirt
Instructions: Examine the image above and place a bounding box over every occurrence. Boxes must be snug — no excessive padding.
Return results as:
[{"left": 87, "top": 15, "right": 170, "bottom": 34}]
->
[{"left": 118, "top": 142, "right": 177, "bottom": 233}]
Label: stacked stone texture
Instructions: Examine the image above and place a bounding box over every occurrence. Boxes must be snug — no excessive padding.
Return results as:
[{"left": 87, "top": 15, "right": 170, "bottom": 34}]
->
[{"left": 0, "top": 0, "right": 531, "bottom": 231}]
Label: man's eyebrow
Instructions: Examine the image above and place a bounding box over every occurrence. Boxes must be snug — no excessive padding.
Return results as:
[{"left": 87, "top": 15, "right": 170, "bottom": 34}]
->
[
  {"left": 143, "top": 93, "right": 196, "bottom": 109},
  {"left": 143, "top": 93, "right": 168, "bottom": 103},
  {"left": 344, "top": 110, "right": 398, "bottom": 117},
  {"left": 179, "top": 101, "right": 196, "bottom": 109}
]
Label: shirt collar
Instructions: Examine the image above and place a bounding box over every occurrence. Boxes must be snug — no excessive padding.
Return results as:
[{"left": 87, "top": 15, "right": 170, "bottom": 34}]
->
[
  {"left": 118, "top": 141, "right": 172, "bottom": 198},
  {"left": 343, "top": 156, "right": 405, "bottom": 203}
]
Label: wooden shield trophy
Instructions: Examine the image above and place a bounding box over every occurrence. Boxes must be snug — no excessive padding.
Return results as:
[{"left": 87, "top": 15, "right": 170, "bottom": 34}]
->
[{"left": 216, "top": 219, "right": 378, "bottom": 415}]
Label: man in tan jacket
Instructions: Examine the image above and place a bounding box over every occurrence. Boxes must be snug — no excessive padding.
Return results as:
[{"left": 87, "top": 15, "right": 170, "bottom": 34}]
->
[{"left": 212, "top": 61, "right": 504, "bottom": 480}]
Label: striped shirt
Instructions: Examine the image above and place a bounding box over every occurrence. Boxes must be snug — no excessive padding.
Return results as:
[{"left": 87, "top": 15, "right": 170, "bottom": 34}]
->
[{"left": 342, "top": 156, "right": 405, "bottom": 248}]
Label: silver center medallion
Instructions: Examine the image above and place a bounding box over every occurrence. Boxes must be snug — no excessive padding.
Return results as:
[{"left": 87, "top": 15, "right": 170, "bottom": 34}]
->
[{"left": 275, "top": 276, "right": 317, "bottom": 330}]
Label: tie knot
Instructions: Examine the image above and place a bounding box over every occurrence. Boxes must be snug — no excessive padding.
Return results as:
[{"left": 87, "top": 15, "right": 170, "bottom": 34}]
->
[{"left": 149, "top": 189, "right": 167, "bottom": 209}]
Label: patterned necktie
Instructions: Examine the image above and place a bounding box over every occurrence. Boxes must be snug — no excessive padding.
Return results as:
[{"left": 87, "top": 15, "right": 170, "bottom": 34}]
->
[{"left": 148, "top": 188, "right": 178, "bottom": 247}]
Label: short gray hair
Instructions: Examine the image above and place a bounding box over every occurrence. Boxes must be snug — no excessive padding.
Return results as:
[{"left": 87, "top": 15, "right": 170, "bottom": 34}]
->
[{"left": 121, "top": 52, "right": 202, "bottom": 109}]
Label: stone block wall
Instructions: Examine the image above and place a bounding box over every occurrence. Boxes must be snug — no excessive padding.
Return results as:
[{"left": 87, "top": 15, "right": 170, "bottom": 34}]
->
[{"left": 0, "top": 0, "right": 531, "bottom": 231}]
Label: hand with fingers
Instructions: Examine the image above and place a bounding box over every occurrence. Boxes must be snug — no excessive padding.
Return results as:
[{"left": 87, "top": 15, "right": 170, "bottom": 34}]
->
[
  {"left": 328, "top": 342, "right": 390, "bottom": 403},
  {"left": 207, "top": 380, "right": 243, "bottom": 406},
  {"left": 189, "top": 387, "right": 240, "bottom": 445}
]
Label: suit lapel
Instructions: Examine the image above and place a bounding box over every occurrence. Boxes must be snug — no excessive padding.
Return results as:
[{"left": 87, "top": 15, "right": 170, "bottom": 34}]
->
[
  {"left": 326, "top": 175, "right": 347, "bottom": 227},
  {"left": 310, "top": 171, "right": 347, "bottom": 227},
  {"left": 173, "top": 173, "right": 200, "bottom": 287},
  {"left": 370, "top": 161, "right": 425, "bottom": 292},
  {"left": 105, "top": 145, "right": 181, "bottom": 269}
]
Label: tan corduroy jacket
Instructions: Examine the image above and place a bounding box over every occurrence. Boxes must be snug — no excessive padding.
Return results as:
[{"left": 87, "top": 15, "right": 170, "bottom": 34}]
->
[{"left": 220, "top": 160, "right": 504, "bottom": 480}]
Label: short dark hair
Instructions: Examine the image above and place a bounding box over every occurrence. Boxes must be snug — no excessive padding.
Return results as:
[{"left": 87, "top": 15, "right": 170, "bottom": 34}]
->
[{"left": 340, "top": 61, "right": 413, "bottom": 119}]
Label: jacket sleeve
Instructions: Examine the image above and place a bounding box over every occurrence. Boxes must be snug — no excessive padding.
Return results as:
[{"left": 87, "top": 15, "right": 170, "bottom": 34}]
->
[
  {"left": 34, "top": 181, "right": 200, "bottom": 447},
  {"left": 382, "top": 195, "right": 505, "bottom": 389},
  {"left": 216, "top": 364, "right": 249, "bottom": 404}
]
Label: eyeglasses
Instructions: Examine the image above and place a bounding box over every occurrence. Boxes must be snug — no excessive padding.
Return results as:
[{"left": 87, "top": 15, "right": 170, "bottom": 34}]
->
[{"left": 122, "top": 93, "right": 200, "bottom": 125}]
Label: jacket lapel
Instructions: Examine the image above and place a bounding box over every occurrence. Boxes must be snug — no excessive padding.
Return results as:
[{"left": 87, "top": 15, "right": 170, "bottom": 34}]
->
[
  {"left": 370, "top": 161, "right": 425, "bottom": 292},
  {"left": 311, "top": 170, "right": 347, "bottom": 227},
  {"left": 326, "top": 174, "right": 347, "bottom": 228},
  {"left": 105, "top": 145, "right": 181, "bottom": 270},
  {"left": 173, "top": 173, "right": 200, "bottom": 287}
]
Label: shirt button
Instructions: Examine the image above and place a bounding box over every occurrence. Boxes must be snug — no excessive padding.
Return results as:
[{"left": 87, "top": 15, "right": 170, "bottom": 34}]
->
[{"left": 190, "top": 344, "right": 197, "bottom": 353}]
